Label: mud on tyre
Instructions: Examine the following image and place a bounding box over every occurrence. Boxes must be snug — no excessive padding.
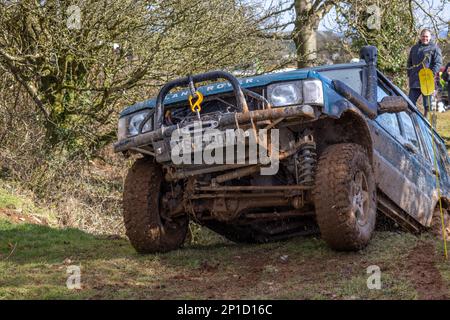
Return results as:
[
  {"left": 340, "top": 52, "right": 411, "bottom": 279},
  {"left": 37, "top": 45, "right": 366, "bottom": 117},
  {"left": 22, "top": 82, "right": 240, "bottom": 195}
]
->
[
  {"left": 123, "top": 157, "right": 188, "bottom": 253},
  {"left": 313, "top": 143, "right": 377, "bottom": 251}
]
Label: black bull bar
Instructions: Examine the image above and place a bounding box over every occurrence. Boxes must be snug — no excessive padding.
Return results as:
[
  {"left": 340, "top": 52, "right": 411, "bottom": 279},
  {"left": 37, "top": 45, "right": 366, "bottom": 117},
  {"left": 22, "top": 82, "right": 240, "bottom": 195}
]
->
[{"left": 152, "top": 71, "right": 249, "bottom": 130}]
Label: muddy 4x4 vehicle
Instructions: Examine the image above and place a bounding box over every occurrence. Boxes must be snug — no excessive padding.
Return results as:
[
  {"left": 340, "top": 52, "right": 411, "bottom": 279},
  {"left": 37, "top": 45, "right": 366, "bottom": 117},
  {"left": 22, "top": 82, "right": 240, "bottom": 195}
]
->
[{"left": 114, "top": 46, "right": 450, "bottom": 253}]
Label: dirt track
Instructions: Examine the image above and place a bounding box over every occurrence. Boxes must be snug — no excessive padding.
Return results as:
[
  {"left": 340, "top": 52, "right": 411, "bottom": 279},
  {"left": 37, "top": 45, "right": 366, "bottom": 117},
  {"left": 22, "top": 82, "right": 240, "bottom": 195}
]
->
[
  {"left": 405, "top": 242, "right": 448, "bottom": 299},
  {"left": 1, "top": 210, "right": 450, "bottom": 299}
]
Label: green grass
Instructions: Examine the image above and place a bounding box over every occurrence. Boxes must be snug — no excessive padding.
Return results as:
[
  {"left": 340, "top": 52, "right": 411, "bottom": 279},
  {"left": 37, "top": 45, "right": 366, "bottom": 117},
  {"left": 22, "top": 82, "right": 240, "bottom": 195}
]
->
[
  {"left": 3, "top": 112, "right": 450, "bottom": 299},
  {"left": 0, "top": 187, "right": 21, "bottom": 209},
  {"left": 0, "top": 183, "right": 57, "bottom": 225},
  {"left": 0, "top": 216, "right": 434, "bottom": 299}
]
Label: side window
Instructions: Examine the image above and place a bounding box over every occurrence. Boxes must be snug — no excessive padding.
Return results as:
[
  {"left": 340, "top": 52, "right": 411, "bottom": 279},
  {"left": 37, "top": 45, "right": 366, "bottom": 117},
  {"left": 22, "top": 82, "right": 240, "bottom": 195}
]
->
[
  {"left": 375, "top": 113, "right": 402, "bottom": 138},
  {"left": 415, "top": 116, "right": 448, "bottom": 181},
  {"left": 440, "top": 143, "right": 450, "bottom": 174},
  {"left": 375, "top": 83, "right": 404, "bottom": 138},
  {"left": 377, "top": 84, "right": 389, "bottom": 102},
  {"left": 398, "top": 112, "right": 420, "bottom": 149},
  {"left": 437, "top": 141, "right": 450, "bottom": 181},
  {"left": 416, "top": 116, "right": 434, "bottom": 161}
]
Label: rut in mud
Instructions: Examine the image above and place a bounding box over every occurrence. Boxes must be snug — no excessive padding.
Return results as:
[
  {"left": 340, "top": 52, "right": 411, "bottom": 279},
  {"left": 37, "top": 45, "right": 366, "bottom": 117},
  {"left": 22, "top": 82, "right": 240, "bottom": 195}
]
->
[{"left": 405, "top": 241, "right": 448, "bottom": 300}]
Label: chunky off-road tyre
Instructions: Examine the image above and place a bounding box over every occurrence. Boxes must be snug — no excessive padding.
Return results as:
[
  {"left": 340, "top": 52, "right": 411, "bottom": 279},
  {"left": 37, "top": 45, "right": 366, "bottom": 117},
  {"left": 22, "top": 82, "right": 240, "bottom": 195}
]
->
[
  {"left": 431, "top": 206, "right": 450, "bottom": 240},
  {"left": 123, "top": 157, "right": 188, "bottom": 253},
  {"left": 313, "top": 143, "right": 377, "bottom": 251}
]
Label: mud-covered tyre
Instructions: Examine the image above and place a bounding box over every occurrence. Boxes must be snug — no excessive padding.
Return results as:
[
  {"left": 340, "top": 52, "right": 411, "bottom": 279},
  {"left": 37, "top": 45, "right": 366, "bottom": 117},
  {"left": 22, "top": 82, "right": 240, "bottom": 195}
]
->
[
  {"left": 431, "top": 206, "right": 450, "bottom": 240},
  {"left": 123, "top": 157, "right": 188, "bottom": 253},
  {"left": 313, "top": 143, "right": 377, "bottom": 251}
]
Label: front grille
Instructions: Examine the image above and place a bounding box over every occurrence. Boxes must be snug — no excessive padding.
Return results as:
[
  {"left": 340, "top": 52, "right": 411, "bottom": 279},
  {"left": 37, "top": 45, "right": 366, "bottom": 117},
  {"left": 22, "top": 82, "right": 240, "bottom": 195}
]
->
[{"left": 163, "top": 89, "right": 264, "bottom": 126}]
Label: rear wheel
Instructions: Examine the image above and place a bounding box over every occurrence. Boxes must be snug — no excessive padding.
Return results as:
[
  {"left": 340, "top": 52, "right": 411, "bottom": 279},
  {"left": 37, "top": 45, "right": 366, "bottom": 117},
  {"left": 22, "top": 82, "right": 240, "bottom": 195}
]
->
[
  {"left": 313, "top": 143, "right": 377, "bottom": 251},
  {"left": 123, "top": 157, "right": 188, "bottom": 253},
  {"left": 431, "top": 206, "right": 450, "bottom": 240}
]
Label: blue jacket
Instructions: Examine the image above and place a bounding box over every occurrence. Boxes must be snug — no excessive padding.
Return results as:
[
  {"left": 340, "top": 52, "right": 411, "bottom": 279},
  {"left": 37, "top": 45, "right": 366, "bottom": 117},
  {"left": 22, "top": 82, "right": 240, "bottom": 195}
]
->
[{"left": 407, "top": 41, "right": 442, "bottom": 88}]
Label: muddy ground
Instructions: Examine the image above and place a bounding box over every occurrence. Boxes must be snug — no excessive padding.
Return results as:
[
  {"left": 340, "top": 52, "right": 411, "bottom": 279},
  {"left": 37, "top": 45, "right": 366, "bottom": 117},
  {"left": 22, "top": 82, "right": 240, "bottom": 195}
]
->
[{"left": 1, "top": 208, "right": 450, "bottom": 299}]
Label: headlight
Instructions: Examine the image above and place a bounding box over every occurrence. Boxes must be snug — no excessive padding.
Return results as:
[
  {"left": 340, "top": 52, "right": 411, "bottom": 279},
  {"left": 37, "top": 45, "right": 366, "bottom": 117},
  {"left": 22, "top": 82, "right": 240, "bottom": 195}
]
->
[
  {"left": 117, "top": 110, "right": 153, "bottom": 140},
  {"left": 303, "top": 79, "right": 323, "bottom": 105},
  {"left": 267, "top": 81, "right": 302, "bottom": 107},
  {"left": 267, "top": 79, "right": 324, "bottom": 107},
  {"left": 129, "top": 111, "right": 153, "bottom": 136}
]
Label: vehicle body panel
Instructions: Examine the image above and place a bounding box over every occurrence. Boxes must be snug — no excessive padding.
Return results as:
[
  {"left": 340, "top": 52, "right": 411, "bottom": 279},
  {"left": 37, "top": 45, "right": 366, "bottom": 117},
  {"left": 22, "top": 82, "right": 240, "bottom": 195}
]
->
[{"left": 115, "top": 56, "right": 450, "bottom": 234}]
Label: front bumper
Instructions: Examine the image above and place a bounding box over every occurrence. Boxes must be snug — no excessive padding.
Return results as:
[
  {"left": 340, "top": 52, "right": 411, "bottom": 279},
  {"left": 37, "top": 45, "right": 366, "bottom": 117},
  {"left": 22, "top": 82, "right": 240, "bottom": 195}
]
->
[{"left": 113, "top": 104, "right": 316, "bottom": 154}]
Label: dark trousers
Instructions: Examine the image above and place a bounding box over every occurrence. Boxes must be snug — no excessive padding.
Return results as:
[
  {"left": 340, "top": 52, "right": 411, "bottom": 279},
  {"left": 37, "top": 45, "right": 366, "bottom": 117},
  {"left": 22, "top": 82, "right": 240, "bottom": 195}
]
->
[
  {"left": 408, "top": 88, "right": 432, "bottom": 117},
  {"left": 448, "top": 82, "right": 450, "bottom": 105}
]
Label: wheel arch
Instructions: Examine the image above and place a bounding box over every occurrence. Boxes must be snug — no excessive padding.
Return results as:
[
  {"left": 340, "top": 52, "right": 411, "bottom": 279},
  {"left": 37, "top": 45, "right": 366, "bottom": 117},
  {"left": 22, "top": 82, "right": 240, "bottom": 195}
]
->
[
  {"left": 314, "top": 109, "right": 374, "bottom": 165},
  {"left": 427, "top": 196, "right": 450, "bottom": 227}
]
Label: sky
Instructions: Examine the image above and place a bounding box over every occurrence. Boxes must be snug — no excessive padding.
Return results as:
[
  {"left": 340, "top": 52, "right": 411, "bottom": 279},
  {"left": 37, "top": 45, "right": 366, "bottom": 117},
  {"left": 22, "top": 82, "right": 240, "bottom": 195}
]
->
[
  {"left": 262, "top": 0, "right": 449, "bottom": 35},
  {"left": 320, "top": 1, "right": 449, "bottom": 35}
]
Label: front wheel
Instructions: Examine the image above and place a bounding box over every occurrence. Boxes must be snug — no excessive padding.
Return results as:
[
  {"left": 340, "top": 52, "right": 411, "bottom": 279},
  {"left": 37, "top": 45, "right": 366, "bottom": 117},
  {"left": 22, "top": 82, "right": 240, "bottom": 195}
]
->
[
  {"left": 123, "top": 157, "right": 188, "bottom": 253},
  {"left": 313, "top": 143, "right": 377, "bottom": 251}
]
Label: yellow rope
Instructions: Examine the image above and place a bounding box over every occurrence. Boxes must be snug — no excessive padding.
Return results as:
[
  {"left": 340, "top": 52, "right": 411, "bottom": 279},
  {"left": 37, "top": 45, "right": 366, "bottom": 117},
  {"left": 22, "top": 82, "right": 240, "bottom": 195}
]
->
[
  {"left": 407, "top": 53, "right": 431, "bottom": 71},
  {"left": 427, "top": 95, "right": 448, "bottom": 260}
]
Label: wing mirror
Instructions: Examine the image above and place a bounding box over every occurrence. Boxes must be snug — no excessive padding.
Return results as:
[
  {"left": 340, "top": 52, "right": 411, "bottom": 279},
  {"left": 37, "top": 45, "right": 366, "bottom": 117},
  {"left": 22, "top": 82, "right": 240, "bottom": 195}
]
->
[{"left": 378, "top": 96, "right": 408, "bottom": 114}]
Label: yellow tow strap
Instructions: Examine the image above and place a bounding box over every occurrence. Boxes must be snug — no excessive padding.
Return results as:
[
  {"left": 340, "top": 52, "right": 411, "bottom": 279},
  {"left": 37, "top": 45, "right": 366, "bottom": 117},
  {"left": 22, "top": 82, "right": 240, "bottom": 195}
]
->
[{"left": 421, "top": 66, "right": 448, "bottom": 259}]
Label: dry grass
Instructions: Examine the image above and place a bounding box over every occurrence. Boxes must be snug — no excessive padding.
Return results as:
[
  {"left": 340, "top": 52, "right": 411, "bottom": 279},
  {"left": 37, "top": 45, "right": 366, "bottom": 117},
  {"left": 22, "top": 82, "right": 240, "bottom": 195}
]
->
[{"left": 436, "top": 111, "right": 450, "bottom": 149}]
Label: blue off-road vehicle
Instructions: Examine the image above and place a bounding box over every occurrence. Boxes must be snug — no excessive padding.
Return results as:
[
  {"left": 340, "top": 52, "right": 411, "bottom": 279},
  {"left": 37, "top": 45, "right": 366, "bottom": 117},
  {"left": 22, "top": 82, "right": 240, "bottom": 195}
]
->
[{"left": 114, "top": 46, "right": 450, "bottom": 253}]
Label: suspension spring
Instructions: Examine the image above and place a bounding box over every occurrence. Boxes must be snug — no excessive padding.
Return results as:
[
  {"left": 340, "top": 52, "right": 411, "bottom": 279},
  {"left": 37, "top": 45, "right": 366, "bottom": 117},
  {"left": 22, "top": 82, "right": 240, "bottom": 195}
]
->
[{"left": 296, "top": 141, "right": 317, "bottom": 186}]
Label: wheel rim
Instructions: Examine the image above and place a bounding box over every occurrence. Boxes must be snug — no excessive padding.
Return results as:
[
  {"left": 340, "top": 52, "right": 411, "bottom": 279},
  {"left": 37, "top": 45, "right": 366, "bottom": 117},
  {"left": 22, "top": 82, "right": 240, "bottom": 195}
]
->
[{"left": 351, "top": 170, "right": 370, "bottom": 227}]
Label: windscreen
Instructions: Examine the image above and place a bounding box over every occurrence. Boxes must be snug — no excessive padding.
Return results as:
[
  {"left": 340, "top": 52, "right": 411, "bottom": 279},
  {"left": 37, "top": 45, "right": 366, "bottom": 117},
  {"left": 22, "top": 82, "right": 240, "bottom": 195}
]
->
[{"left": 319, "top": 68, "right": 364, "bottom": 95}]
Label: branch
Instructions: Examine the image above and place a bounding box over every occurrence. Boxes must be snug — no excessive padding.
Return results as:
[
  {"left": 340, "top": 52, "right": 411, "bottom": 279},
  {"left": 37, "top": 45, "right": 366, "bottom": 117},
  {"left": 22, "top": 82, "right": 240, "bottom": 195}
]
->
[
  {"left": 408, "top": 0, "right": 416, "bottom": 32},
  {"left": 255, "top": 30, "right": 292, "bottom": 41},
  {"left": 0, "top": 47, "right": 49, "bottom": 119},
  {"left": 256, "top": 2, "right": 295, "bottom": 24},
  {"left": 412, "top": 0, "right": 440, "bottom": 36}
]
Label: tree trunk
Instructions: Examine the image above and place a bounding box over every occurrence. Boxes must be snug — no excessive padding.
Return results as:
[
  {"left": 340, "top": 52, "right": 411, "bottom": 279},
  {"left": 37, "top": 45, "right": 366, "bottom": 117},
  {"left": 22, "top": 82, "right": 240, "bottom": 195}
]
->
[
  {"left": 293, "top": 0, "right": 319, "bottom": 68},
  {"left": 293, "top": 0, "right": 333, "bottom": 68},
  {"left": 294, "top": 24, "right": 317, "bottom": 68}
]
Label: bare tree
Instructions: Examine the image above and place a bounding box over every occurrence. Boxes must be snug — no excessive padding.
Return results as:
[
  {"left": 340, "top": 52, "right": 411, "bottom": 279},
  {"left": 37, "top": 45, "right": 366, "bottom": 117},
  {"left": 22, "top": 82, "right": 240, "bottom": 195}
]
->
[
  {"left": 293, "top": 0, "right": 334, "bottom": 67},
  {"left": 0, "top": 0, "right": 286, "bottom": 156},
  {"left": 332, "top": 0, "right": 448, "bottom": 88},
  {"left": 249, "top": 0, "right": 335, "bottom": 68}
]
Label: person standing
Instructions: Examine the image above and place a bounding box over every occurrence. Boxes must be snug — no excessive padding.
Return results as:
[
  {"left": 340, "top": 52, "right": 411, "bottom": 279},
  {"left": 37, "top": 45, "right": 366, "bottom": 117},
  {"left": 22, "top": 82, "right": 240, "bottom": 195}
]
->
[
  {"left": 442, "top": 62, "right": 450, "bottom": 106},
  {"left": 407, "top": 28, "right": 442, "bottom": 117}
]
